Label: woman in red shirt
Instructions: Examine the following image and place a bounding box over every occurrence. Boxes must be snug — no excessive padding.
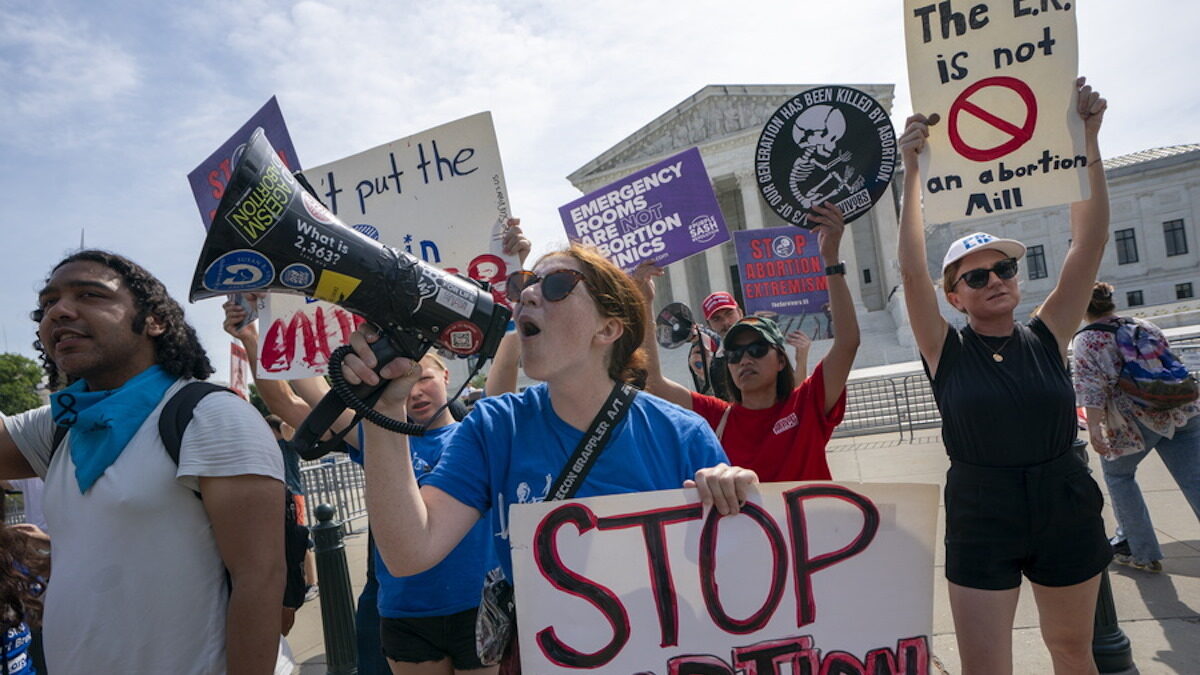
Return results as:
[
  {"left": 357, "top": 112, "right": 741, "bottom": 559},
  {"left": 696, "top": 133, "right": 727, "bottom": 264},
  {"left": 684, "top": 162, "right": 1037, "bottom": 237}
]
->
[{"left": 637, "top": 203, "right": 860, "bottom": 481}]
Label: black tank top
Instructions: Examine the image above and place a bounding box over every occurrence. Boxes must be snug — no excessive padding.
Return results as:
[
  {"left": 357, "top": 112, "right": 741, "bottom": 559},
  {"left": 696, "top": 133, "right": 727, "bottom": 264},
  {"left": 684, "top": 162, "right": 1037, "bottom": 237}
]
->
[{"left": 923, "top": 317, "right": 1077, "bottom": 467}]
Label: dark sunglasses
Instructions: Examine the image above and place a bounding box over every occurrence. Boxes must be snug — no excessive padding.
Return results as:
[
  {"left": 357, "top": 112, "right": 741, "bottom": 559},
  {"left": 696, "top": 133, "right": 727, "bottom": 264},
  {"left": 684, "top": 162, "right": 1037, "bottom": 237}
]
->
[
  {"left": 955, "top": 258, "right": 1019, "bottom": 290},
  {"left": 506, "top": 269, "right": 587, "bottom": 303},
  {"left": 726, "top": 340, "right": 773, "bottom": 364}
]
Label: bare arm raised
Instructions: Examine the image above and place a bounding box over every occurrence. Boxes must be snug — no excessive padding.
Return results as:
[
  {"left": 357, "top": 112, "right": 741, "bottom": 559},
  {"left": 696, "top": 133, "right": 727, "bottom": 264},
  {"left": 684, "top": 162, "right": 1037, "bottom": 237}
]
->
[
  {"left": 485, "top": 218, "right": 531, "bottom": 398},
  {"left": 809, "top": 203, "right": 860, "bottom": 414},
  {"left": 897, "top": 113, "right": 950, "bottom": 375},
  {"left": 1037, "top": 77, "right": 1110, "bottom": 354},
  {"left": 631, "top": 262, "right": 695, "bottom": 409}
]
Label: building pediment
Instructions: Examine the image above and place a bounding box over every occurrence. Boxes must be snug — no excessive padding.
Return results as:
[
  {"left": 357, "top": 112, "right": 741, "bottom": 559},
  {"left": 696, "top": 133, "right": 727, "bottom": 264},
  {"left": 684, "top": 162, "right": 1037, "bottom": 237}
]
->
[{"left": 567, "top": 84, "right": 894, "bottom": 189}]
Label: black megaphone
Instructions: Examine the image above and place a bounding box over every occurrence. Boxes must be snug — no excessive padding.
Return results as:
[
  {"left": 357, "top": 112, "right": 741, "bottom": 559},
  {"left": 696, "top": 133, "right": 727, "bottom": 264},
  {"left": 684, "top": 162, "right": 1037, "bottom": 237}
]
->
[{"left": 189, "top": 128, "right": 511, "bottom": 455}]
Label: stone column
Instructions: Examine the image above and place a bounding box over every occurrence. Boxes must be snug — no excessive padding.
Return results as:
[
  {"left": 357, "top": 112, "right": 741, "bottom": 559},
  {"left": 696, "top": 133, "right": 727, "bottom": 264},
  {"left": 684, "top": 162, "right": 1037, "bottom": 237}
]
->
[
  {"left": 735, "top": 170, "right": 766, "bottom": 230},
  {"left": 667, "top": 261, "right": 690, "bottom": 309}
]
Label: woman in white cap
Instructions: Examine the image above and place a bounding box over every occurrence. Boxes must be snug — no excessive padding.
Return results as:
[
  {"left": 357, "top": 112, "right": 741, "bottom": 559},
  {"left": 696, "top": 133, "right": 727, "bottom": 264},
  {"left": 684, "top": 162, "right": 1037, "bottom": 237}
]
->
[{"left": 897, "top": 78, "right": 1111, "bottom": 674}]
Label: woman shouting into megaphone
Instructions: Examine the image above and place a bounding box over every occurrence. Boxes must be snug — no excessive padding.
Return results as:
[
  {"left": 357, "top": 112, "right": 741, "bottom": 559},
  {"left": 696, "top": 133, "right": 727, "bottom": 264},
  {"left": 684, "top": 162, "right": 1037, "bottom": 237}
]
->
[{"left": 344, "top": 243, "right": 756, "bottom": 672}]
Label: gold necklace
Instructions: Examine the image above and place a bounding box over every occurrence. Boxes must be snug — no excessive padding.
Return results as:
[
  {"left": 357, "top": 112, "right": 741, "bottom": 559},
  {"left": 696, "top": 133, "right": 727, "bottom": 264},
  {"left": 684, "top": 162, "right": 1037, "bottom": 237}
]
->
[{"left": 975, "top": 329, "right": 1014, "bottom": 362}]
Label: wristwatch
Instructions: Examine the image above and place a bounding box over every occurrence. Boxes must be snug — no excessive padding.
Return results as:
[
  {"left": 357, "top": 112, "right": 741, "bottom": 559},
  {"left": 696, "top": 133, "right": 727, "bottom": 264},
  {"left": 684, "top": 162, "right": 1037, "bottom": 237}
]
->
[{"left": 824, "top": 262, "right": 846, "bottom": 276}]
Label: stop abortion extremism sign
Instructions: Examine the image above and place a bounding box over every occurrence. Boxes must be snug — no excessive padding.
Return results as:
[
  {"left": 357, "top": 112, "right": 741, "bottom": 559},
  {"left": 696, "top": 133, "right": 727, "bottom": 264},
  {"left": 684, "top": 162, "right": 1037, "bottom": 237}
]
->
[
  {"left": 904, "top": 0, "right": 1088, "bottom": 222},
  {"left": 734, "top": 226, "right": 830, "bottom": 318},
  {"left": 756, "top": 86, "right": 897, "bottom": 230},
  {"left": 560, "top": 147, "right": 729, "bottom": 272},
  {"left": 509, "top": 482, "right": 938, "bottom": 674}
]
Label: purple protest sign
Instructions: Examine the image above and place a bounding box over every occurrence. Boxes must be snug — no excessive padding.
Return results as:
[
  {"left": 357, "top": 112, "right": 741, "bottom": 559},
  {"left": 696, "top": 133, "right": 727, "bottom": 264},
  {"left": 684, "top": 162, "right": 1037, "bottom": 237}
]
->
[
  {"left": 733, "top": 226, "right": 832, "bottom": 338},
  {"left": 187, "top": 96, "right": 301, "bottom": 229},
  {"left": 559, "top": 147, "right": 728, "bottom": 271}
]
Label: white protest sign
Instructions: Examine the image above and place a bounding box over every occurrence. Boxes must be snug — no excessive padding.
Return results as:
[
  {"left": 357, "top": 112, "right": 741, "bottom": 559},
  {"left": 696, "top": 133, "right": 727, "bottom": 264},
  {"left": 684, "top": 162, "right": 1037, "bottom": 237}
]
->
[
  {"left": 904, "top": 0, "right": 1087, "bottom": 223},
  {"left": 257, "top": 112, "right": 514, "bottom": 379},
  {"left": 229, "top": 342, "right": 250, "bottom": 400},
  {"left": 509, "top": 482, "right": 938, "bottom": 674}
]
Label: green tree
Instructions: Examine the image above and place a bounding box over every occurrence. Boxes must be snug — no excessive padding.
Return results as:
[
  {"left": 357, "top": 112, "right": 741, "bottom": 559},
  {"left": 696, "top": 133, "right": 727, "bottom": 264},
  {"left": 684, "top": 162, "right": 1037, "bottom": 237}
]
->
[
  {"left": 0, "top": 353, "right": 44, "bottom": 415},
  {"left": 248, "top": 383, "right": 270, "bottom": 417}
]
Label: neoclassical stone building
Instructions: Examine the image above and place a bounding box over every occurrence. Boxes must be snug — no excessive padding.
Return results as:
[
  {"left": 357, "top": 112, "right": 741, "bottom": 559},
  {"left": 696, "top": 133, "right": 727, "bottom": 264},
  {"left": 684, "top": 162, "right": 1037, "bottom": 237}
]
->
[{"left": 567, "top": 84, "right": 1200, "bottom": 376}]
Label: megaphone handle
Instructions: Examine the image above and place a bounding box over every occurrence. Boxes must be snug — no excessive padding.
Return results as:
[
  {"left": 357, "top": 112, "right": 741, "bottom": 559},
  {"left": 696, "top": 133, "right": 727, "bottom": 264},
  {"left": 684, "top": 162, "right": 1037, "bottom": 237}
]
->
[{"left": 293, "top": 335, "right": 428, "bottom": 459}]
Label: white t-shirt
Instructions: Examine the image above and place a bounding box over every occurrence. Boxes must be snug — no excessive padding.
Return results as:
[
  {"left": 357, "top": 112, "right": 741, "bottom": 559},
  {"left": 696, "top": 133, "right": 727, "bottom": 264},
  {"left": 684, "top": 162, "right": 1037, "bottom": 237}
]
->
[{"left": 7, "top": 379, "right": 284, "bottom": 675}]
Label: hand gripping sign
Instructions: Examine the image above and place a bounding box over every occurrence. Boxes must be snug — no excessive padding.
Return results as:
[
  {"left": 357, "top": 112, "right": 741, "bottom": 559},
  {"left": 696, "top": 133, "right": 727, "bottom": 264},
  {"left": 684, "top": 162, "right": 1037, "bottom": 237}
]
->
[
  {"left": 756, "top": 86, "right": 897, "bottom": 229},
  {"left": 508, "top": 482, "right": 938, "bottom": 674},
  {"left": 904, "top": 0, "right": 1089, "bottom": 222}
]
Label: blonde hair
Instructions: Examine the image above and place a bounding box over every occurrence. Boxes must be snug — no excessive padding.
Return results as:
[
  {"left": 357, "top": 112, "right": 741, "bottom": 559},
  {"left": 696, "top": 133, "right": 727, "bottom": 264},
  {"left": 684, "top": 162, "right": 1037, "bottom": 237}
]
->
[
  {"left": 941, "top": 261, "right": 967, "bottom": 314},
  {"left": 420, "top": 352, "right": 448, "bottom": 372}
]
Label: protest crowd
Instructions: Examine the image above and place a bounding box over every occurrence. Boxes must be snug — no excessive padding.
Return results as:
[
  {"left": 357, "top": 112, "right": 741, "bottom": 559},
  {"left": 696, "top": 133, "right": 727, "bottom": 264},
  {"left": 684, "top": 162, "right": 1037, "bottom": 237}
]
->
[{"left": 1, "top": 37, "right": 1199, "bottom": 675}]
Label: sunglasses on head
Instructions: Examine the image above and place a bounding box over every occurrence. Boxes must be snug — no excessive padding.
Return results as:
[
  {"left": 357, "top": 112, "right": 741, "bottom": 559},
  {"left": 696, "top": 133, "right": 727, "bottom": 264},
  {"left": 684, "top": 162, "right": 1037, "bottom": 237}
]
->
[
  {"left": 954, "top": 257, "right": 1019, "bottom": 290},
  {"left": 505, "top": 269, "right": 587, "bottom": 303},
  {"left": 726, "top": 340, "right": 773, "bottom": 364}
]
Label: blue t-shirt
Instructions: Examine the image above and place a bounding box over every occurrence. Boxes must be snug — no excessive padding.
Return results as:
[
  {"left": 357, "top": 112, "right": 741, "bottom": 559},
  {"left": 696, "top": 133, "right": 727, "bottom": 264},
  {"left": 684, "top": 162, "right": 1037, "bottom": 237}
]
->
[
  {"left": 423, "top": 383, "right": 728, "bottom": 581},
  {"left": 376, "top": 423, "right": 497, "bottom": 618},
  {"left": 3, "top": 622, "right": 35, "bottom": 675}
]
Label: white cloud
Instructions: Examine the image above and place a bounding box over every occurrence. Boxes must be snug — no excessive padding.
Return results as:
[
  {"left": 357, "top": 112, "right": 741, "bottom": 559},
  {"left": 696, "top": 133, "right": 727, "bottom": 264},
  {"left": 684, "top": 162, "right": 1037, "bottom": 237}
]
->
[{"left": 0, "top": 7, "right": 140, "bottom": 150}]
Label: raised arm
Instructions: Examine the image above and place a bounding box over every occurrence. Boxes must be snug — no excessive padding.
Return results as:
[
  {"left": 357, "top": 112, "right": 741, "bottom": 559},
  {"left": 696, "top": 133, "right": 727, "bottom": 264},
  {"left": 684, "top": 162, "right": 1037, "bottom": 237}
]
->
[
  {"left": 485, "top": 218, "right": 531, "bottom": 398},
  {"left": 1037, "top": 77, "right": 1110, "bottom": 352},
  {"left": 809, "top": 204, "right": 860, "bottom": 413},
  {"left": 631, "top": 262, "right": 695, "bottom": 409},
  {"left": 485, "top": 333, "right": 521, "bottom": 397},
  {"left": 897, "top": 114, "right": 950, "bottom": 371},
  {"left": 786, "top": 330, "right": 812, "bottom": 382},
  {"left": 344, "top": 327, "right": 485, "bottom": 575}
]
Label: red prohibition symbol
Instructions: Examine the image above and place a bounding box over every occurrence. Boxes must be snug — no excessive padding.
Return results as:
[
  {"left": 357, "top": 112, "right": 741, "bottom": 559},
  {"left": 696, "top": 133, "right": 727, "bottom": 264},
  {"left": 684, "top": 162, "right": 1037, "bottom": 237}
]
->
[{"left": 948, "top": 76, "right": 1038, "bottom": 162}]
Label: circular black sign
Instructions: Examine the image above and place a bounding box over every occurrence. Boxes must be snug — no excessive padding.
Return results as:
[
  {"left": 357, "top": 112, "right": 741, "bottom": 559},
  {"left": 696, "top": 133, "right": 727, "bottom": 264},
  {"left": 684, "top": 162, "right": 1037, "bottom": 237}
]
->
[
  {"left": 755, "top": 86, "right": 896, "bottom": 229},
  {"left": 655, "top": 302, "right": 696, "bottom": 349}
]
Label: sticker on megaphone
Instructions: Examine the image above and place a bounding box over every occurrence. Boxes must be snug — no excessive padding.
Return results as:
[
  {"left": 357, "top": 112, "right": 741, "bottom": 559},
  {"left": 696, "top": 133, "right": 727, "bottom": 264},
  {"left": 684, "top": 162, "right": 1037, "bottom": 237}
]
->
[{"left": 203, "top": 250, "right": 276, "bottom": 292}]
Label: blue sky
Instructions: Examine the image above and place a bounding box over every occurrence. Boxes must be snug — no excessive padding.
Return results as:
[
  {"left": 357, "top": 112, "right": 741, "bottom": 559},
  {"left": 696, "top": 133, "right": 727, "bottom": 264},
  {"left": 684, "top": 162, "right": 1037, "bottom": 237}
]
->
[{"left": 3, "top": 0, "right": 1198, "bottom": 382}]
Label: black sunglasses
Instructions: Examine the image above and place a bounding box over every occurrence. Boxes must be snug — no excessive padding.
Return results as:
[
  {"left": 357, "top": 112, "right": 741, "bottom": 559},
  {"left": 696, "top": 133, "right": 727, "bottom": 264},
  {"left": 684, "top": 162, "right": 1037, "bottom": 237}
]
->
[
  {"left": 726, "top": 340, "right": 773, "bottom": 364},
  {"left": 955, "top": 257, "right": 1019, "bottom": 290},
  {"left": 506, "top": 269, "right": 588, "bottom": 303}
]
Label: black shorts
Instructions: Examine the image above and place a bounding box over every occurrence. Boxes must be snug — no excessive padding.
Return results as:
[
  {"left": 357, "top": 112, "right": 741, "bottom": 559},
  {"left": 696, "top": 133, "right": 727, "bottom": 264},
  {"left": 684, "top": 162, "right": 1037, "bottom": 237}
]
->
[
  {"left": 944, "top": 451, "right": 1112, "bottom": 590},
  {"left": 380, "top": 606, "right": 488, "bottom": 670}
]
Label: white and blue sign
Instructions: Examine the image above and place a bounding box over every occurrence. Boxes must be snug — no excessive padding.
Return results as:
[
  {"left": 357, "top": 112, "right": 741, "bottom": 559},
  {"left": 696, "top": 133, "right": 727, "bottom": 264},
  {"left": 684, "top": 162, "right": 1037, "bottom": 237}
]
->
[
  {"left": 280, "top": 263, "right": 315, "bottom": 289},
  {"left": 203, "top": 249, "right": 275, "bottom": 292}
]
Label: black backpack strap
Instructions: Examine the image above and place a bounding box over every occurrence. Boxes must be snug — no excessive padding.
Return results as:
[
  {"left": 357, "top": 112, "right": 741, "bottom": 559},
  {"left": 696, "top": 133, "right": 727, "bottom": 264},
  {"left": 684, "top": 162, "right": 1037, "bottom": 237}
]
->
[
  {"left": 51, "top": 424, "right": 68, "bottom": 460},
  {"left": 158, "top": 382, "right": 234, "bottom": 498},
  {"left": 158, "top": 382, "right": 232, "bottom": 466}
]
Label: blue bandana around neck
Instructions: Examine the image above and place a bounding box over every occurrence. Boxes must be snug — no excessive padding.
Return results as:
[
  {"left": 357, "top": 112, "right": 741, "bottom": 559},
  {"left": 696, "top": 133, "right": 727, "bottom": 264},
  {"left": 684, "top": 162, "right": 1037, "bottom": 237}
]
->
[{"left": 49, "top": 365, "right": 178, "bottom": 494}]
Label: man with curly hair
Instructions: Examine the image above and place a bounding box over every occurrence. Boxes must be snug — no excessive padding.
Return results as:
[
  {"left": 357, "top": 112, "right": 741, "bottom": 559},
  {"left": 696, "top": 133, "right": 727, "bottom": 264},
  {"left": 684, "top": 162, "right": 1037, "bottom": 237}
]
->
[{"left": 0, "top": 250, "right": 285, "bottom": 674}]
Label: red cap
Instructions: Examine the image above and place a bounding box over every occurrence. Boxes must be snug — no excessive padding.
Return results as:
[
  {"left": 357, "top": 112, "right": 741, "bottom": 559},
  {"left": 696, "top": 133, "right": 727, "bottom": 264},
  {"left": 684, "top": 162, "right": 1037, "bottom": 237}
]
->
[{"left": 702, "top": 292, "right": 738, "bottom": 321}]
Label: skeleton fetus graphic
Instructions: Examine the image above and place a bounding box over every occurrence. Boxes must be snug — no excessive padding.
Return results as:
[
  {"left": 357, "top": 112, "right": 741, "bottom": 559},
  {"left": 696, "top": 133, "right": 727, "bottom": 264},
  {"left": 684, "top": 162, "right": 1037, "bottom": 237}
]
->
[
  {"left": 788, "top": 106, "right": 863, "bottom": 208},
  {"left": 756, "top": 86, "right": 897, "bottom": 229}
]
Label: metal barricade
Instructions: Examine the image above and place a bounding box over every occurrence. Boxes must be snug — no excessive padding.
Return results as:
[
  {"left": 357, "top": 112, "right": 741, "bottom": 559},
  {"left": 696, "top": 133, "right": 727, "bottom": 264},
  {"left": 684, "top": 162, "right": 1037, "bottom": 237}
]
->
[
  {"left": 833, "top": 377, "right": 906, "bottom": 439},
  {"left": 3, "top": 493, "right": 25, "bottom": 525},
  {"left": 901, "top": 374, "right": 943, "bottom": 435},
  {"left": 300, "top": 458, "right": 368, "bottom": 532}
]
